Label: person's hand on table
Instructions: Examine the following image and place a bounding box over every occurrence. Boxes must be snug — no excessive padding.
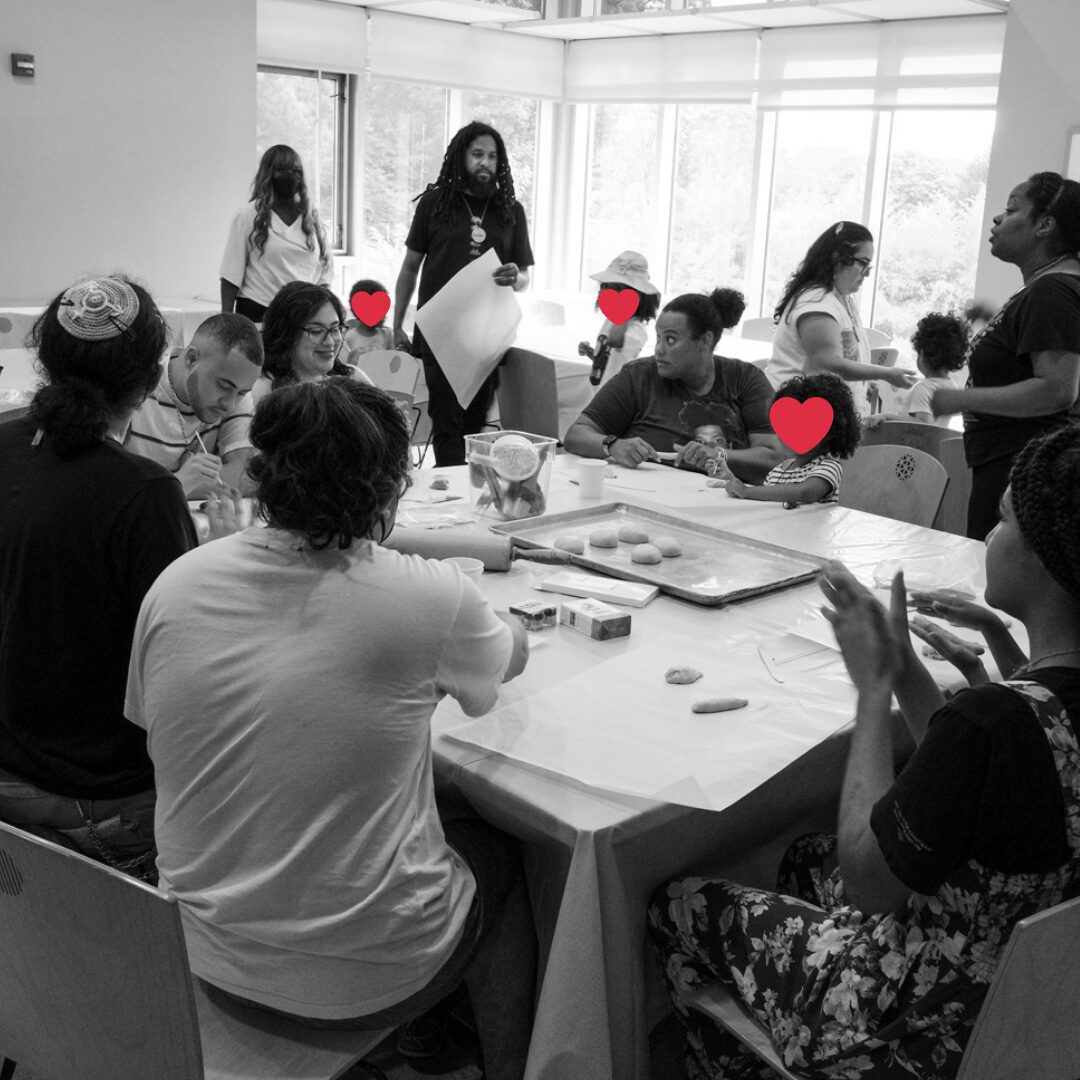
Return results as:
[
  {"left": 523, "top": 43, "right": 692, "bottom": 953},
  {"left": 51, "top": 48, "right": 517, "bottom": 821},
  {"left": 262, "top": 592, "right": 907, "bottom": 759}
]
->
[
  {"left": 908, "top": 616, "right": 989, "bottom": 686},
  {"left": 884, "top": 367, "right": 919, "bottom": 390},
  {"left": 176, "top": 453, "right": 223, "bottom": 498},
  {"left": 931, "top": 387, "right": 963, "bottom": 416},
  {"left": 606, "top": 437, "right": 657, "bottom": 469},
  {"left": 492, "top": 263, "right": 520, "bottom": 288},
  {"left": 674, "top": 440, "right": 725, "bottom": 474},
  {"left": 712, "top": 461, "right": 747, "bottom": 498}
]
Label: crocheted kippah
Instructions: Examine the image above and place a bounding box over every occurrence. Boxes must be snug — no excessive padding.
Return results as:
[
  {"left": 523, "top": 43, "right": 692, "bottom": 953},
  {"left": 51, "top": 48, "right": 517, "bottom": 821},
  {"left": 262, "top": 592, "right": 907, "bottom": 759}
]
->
[{"left": 57, "top": 277, "right": 139, "bottom": 341}]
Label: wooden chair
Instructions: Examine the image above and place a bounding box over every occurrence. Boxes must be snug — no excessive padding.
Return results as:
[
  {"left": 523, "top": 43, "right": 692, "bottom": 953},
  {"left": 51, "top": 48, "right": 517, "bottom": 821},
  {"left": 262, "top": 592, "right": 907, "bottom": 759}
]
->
[
  {"left": 685, "top": 894, "right": 1080, "bottom": 1080},
  {"left": 861, "top": 421, "right": 971, "bottom": 535},
  {"left": 838, "top": 444, "right": 947, "bottom": 528},
  {"left": 0, "top": 821, "right": 392, "bottom": 1080},
  {"left": 738, "top": 317, "right": 775, "bottom": 342}
]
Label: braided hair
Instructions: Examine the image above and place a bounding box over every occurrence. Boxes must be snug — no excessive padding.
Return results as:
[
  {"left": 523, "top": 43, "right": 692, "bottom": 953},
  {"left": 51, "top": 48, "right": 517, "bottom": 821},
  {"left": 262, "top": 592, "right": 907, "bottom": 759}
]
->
[
  {"left": 1009, "top": 425, "right": 1080, "bottom": 602},
  {"left": 1024, "top": 172, "right": 1080, "bottom": 256},
  {"left": 413, "top": 122, "right": 517, "bottom": 228},
  {"left": 248, "top": 145, "right": 329, "bottom": 267}
]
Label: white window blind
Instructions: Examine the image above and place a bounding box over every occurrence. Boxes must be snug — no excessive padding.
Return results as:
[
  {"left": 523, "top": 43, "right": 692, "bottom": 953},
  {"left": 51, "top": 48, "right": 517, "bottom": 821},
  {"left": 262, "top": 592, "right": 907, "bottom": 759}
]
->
[{"left": 258, "top": 0, "right": 366, "bottom": 74}]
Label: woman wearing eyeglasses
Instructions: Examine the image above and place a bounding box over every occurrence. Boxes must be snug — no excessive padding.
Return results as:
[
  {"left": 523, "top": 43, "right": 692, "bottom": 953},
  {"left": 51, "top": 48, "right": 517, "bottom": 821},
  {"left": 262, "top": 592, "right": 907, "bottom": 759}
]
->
[
  {"left": 252, "top": 283, "right": 372, "bottom": 406},
  {"left": 766, "top": 221, "right": 917, "bottom": 409}
]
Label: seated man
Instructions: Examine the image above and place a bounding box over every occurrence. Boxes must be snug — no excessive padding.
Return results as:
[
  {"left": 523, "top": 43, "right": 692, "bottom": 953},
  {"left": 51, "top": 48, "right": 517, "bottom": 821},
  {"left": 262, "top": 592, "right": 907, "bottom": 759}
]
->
[
  {"left": 123, "top": 312, "right": 262, "bottom": 497},
  {"left": 564, "top": 290, "right": 785, "bottom": 482},
  {"left": 126, "top": 379, "right": 534, "bottom": 1080}
]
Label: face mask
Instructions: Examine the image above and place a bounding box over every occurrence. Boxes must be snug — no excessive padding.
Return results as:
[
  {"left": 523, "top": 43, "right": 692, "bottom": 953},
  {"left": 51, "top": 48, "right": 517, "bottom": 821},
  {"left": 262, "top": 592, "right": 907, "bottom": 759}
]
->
[{"left": 273, "top": 174, "right": 301, "bottom": 199}]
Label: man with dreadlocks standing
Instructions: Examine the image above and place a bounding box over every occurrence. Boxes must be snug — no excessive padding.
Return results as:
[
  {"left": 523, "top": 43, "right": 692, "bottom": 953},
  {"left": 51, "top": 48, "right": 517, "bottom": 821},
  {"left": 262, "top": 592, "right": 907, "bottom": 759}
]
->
[{"left": 394, "top": 121, "right": 534, "bottom": 466}]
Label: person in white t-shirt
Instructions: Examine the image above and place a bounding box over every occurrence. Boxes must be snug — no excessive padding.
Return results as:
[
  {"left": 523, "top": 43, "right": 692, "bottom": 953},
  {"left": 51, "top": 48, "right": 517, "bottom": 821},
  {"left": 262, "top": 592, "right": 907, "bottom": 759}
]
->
[
  {"left": 767, "top": 222, "right": 917, "bottom": 411},
  {"left": 865, "top": 311, "right": 970, "bottom": 428},
  {"left": 126, "top": 378, "right": 534, "bottom": 1079},
  {"left": 219, "top": 144, "right": 334, "bottom": 324}
]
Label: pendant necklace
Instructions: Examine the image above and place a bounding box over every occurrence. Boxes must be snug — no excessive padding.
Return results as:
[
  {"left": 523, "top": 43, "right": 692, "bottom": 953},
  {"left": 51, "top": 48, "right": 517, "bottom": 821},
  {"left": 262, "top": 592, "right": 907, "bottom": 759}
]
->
[
  {"left": 1014, "top": 647, "right": 1080, "bottom": 677},
  {"left": 462, "top": 193, "right": 491, "bottom": 246}
]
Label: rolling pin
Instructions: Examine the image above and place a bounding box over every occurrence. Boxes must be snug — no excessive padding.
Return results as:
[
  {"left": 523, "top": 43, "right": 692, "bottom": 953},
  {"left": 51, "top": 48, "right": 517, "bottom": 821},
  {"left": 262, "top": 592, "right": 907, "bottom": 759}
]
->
[{"left": 383, "top": 528, "right": 572, "bottom": 571}]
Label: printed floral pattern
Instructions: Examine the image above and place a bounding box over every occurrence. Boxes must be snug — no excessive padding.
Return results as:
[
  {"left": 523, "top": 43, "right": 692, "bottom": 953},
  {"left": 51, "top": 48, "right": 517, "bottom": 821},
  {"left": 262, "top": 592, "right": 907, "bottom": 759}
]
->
[{"left": 649, "top": 680, "right": 1080, "bottom": 1080}]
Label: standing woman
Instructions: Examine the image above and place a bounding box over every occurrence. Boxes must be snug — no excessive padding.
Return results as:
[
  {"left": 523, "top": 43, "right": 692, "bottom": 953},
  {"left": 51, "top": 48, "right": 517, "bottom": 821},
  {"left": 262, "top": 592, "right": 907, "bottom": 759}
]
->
[
  {"left": 767, "top": 221, "right": 916, "bottom": 407},
  {"left": 220, "top": 145, "right": 334, "bottom": 323},
  {"left": 933, "top": 172, "right": 1080, "bottom": 540}
]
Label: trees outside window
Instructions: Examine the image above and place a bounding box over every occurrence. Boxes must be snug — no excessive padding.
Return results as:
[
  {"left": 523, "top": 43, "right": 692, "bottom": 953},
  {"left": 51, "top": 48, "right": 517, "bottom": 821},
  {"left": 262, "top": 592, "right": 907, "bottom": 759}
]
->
[{"left": 461, "top": 91, "right": 540, "bottom": 223}]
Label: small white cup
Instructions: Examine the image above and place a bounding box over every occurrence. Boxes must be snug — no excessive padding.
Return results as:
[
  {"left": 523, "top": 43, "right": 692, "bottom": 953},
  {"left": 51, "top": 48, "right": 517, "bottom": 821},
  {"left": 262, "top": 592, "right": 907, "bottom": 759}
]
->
[
  {"left": 444, "top": 556, "right": 485, "bottom": 581},
  {"left": 578, "top": 458, "right": 606, "bottom": 498}
]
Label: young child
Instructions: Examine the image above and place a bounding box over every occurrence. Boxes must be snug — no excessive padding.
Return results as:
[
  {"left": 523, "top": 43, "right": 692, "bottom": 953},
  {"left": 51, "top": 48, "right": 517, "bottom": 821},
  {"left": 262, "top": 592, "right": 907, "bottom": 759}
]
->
[
  {"left": 867, "top": 311, "right": 968, "bottom": 427},
  {"left": 343, "top": 277, "right": 394, "bottom": 362},
  {"left": 577, "top": 251, "right": 661, "bottom": 390},
  {"left": 718, "top": 373, "right": 860, "bottom": 506}
]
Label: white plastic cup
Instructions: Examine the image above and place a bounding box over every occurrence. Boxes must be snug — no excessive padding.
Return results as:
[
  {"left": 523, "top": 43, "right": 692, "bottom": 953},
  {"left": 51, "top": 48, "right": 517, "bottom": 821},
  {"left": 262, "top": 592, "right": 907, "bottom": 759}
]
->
[
  {"left": 578, "top": 458, "right": 606, "bottom": 498},
  {"left": 444, "top": 556, "right": 485, "bottom": 581}
]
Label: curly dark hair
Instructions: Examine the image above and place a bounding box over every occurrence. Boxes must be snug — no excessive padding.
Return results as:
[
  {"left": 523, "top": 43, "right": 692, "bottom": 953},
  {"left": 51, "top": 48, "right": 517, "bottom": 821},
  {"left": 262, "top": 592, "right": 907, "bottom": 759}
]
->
[
  {"left": 774, "top": 221, "right": 874, "bottom": 324},
  {"left": 248, "top": 144, "right": 330, "bottom": 267},
  {"left": 1023, "top": 172, "right": 1080, "bottom": 255},
  {"left": 413, "top": 121, "right": 517, "bottom": 228},
  {"left": 248, "top": 377, "right": 412, "bottom": 550},
  {"left": 911, "top": 312, "right": 969, "bottom": 374},
  {"left": 1009, "top": 425, "right": 1080, "bottom": 602},
  {"left": 28, "top": 277, "right": 167, "bottom": 459},
  {"left": 593, "top": 284, "right": 660, "bottom": 323},
  {"left": 663, "top": 288, "right": 745, "bottom": 343},
  {"left": 261, "top": 282, "right": 351, "bottom": 389},
  {"left": 773, "top": 372, "right": 861, "bottom": 459}
]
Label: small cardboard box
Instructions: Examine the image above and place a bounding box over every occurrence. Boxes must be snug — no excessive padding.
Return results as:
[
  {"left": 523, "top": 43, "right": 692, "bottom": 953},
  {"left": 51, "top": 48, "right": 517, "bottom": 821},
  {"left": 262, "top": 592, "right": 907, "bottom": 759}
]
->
[{"left": 559, "top": 598, "right": 631, "bottom": 641}]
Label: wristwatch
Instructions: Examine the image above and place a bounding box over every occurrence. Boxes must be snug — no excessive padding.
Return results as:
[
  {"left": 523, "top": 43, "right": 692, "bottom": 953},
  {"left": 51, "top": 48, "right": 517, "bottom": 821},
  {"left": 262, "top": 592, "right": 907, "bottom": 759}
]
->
[{"left": 601, "top": 434, "right": 618, "bottom": 455}]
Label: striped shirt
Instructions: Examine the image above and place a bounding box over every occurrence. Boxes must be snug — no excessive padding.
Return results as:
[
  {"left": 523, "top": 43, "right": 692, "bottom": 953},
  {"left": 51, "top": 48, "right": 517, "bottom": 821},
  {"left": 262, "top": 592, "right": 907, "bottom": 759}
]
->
[
  {"left": 764, "top": 454, "right": 843, "bottom": 503},
  {"left": 124, "top": 358, "right": 253, "bottom": 474}
]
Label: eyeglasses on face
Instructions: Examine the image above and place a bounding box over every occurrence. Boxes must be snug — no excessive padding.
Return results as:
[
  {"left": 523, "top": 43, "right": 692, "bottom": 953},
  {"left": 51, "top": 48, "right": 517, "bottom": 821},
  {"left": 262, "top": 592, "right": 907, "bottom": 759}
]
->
[
  {"left": 845, "top": 256, "right": 873, "bottom": 272},
  {"left": 301, "top": 323, "right": 346, "bottom": 344}
]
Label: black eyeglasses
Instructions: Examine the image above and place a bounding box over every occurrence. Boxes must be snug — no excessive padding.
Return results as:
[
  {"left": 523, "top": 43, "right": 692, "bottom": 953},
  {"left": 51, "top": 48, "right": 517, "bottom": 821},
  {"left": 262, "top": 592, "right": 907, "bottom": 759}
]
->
[
  {"left": 301, "top": 324, "right": 346, "bottom": 345},
  {"left": 844, "top": 256, "right": 873, "bottom": 272}
]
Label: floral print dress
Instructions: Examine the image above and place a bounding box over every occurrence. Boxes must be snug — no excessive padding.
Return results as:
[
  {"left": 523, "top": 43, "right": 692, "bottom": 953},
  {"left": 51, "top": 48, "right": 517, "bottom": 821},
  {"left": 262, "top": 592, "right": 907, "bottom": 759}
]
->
[{"left": 649, "top": 680, "right": 1080, "bottom": 1080}]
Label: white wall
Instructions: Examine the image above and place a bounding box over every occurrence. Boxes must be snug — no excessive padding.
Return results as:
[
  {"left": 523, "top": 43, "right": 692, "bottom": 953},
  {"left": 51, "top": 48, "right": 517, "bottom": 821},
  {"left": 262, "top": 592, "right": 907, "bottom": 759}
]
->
[
  {"left": 975, "top": 0, "right": 1080, "bottom": 307},
  {"left": 0, "top": 0, "right": 256, "bottom": 303}
]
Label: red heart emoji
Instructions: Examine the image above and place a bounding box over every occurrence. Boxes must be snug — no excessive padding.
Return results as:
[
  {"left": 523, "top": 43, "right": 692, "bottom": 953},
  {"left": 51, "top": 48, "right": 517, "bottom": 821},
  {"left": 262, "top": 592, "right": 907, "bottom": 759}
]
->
[
  {"left": 770, "top": 397, "right": 835, "bottom": 454},
  {"left": 598, "top": 288, "right": 639, "bottom": 327},
  {"left": 350, "top": 291, "right": 391, "bottom": 327}
]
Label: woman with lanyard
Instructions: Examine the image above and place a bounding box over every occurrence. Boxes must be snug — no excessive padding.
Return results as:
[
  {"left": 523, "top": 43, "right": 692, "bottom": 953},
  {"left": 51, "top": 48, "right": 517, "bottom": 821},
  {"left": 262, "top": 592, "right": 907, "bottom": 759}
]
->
[
  {"left": 220, "top": 144, "right": 334, "bottom": 324},
  {"left": 933, "top": 172, "right": 1080, "bottom": 540}
]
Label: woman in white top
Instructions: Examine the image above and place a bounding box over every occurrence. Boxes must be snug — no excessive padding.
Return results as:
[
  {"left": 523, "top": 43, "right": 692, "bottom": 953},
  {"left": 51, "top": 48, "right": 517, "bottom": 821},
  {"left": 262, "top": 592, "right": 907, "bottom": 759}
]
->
[
  {"left": 220, "top": 145, "right": 333, "bottom": 323},
  {"left": 251, "top": 283, "right": 371, "bottom": 407},
  {"left": 767, "top": 221, "right": 916, "bottom": 410}
]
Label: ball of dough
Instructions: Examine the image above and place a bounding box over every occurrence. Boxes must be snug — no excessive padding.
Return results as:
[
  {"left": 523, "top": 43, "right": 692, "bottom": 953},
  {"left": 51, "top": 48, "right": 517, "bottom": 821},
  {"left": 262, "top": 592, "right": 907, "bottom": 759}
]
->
[
  {"left": 618, "top": 524, "right": 650, "bottom": 544},
  {"left": 553, "top": 535, "right": 585, "bottom": 555},
  {"left": 589, "top": 528, "right": 619, "bottom": 548},
  {"left": 429, "top": 476, "right": 450, "bottom": 491},
  {"left": 691, "top": 697, "right": 749, "bottom": 714},
  {"left": 665, "top": 666, "right": 702, "bottom": 685},
  {"left": 653, "top": 536, "right": 682, "bottom": 558},
  {"left": 630, "top": 543, "right": 662, "bottom": 565}
]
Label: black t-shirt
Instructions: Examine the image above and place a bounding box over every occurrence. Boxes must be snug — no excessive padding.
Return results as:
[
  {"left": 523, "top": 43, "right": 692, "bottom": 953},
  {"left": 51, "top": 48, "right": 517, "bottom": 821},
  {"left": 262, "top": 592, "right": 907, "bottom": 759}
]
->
[
  {"left": 963, "top": 273, "right": 1080, "bottom": 467},
  {"left": 581, "top": 355, "right": 775, "bottom": 454},
  {"left": 405, "top": 188, "right": 534, "bottom": 353},
  {"left": 0, "top": 418, "right": 197, "bottom": 798},
  {"left": 870, "top": 669, "right": 1080, "bottom": 895}
]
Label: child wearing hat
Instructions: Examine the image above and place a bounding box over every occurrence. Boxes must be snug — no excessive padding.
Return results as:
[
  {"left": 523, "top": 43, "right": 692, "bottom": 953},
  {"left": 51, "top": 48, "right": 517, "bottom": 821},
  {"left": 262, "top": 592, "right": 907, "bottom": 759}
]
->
[{"left": 578, "top": 251, "right": 661, "bottom": 390}]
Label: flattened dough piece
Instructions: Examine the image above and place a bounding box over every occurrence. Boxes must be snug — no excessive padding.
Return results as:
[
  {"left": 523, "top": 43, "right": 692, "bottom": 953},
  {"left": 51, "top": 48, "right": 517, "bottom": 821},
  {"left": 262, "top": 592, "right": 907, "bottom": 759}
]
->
[
  {"left": 631, "top": 543, "right": 662, "bottom": 564},
  {"left": 553, "top": 535, "right": 585, "bottom": 555},
  {"left": 618, "top": 524, "right": 650, "bottom": 544},
  {"left": 665, "top": 666, "right": 702, "bottom": 685},
  {"left": 653, "top": 535, "right": 682, "bottom": 558},
  {"left": 589, "top": 528, "right": 619, "bottom": 549},
  {"left": 691, "top": 697, "right": 748, "bottom": 713}
]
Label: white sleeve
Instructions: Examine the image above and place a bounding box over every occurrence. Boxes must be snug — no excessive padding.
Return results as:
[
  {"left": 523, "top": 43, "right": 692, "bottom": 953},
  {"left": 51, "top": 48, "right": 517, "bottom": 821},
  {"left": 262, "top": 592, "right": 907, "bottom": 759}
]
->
[
  {"left": 903, "top": 380, "right": 933, "bottom": 415},
  {"left": 219, "top": 206, "right": 250, "bottom": 287}
]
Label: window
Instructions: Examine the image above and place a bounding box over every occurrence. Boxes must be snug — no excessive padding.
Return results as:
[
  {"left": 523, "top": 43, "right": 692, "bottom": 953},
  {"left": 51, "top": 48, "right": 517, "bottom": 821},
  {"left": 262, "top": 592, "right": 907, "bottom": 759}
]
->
[
  {"left": 256, "top": 66, "right": 347, "bottom": 250},
  {"left": 461, "top": 91, "right": 540, "bottom": 224},
  {"left": 359, "top": 80, "right": 449, "bottom": 294},
  {"left": 667, "top": 104, "right": 756, "bottom": 297}
]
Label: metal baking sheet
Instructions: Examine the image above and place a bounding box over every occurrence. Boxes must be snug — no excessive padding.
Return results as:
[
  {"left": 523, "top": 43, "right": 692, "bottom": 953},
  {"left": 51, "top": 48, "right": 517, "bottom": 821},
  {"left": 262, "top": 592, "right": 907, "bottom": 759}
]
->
[{"left": 490, "top": 502, "right": 825, "bottom": 607}]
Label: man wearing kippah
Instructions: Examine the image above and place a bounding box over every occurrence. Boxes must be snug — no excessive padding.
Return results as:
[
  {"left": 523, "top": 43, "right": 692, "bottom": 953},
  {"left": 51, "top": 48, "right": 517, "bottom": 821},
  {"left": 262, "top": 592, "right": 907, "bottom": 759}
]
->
[{"left": 124, "top": 313, "right": 263, "bottom": 498}]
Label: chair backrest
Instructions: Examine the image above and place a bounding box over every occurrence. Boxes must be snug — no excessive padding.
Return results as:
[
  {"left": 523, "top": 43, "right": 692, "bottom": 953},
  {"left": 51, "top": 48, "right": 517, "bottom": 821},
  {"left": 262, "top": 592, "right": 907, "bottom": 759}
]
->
[
  {"left": 496, "top": 347, "right": 560, "bottom": 439},
  {"left": 0, "top": 821, "right": 390, "bottom": 1080},
  {"left": 348, "top": 348, "right": 421, "bottom": 398},
  {"left": 860, "top": 419, "right": 955, "bottom": 457},
  {"left": 739, "top": 317, "right": 775, "bottom": 342},
  {"left": 525, "top": 298, "right": 566, "bottom": 326},
  {"left": 870, "top": 346, "right": 899, "bottom": 368},
  {"left": 865, "top": 326, "right": 892, "bottom": 348},
  {"left": 838, "top": 444, "right": 948, "bottom": 528}
]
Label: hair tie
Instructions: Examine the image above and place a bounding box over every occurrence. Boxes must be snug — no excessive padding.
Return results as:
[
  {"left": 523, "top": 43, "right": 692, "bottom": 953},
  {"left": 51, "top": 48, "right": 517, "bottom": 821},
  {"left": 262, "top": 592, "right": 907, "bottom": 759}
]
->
[
  {"left": 57, "top": 278, "right": 139, "bottom": 342},
  {"left": 834, "top": 223, "right": 844, "bottom": 236}
]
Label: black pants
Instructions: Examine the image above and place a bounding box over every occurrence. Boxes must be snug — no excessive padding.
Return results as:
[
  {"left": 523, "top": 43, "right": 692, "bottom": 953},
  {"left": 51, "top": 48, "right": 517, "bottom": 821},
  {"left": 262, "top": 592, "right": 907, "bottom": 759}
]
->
[
  {"left": 235, "top": 296, "right": 268, "bottom": 324},
  {"left": 419, "top": 348, "right": 498, "bottom": 468},
  {"left": 967, "top": 453, "right": 1016, "bottom": 541}
]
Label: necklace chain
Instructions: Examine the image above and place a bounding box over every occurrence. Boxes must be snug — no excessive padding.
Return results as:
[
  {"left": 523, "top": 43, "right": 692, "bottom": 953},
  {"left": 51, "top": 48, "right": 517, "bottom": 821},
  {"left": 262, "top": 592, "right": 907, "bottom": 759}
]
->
[
  {"left": 1014, "top": 647, "right": 1080, "bottom": 676},
  {"left": 1023, "top": 252, "right": 1076, "bottom": 283},
  {"left": 461, "top": 192, "right": 491, "bottom": 225}
]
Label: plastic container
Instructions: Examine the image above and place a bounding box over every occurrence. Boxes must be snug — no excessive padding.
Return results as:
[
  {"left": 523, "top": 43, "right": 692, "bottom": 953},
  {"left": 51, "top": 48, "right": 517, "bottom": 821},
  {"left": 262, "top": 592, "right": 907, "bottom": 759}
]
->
[{"left": 465, "top": 430, "right": 557, "bottom": 521}]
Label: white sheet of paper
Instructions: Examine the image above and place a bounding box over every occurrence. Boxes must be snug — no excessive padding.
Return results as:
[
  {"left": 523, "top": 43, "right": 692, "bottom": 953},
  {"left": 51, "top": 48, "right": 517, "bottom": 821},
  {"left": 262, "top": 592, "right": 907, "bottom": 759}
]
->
[
  {"left": 414, "top": 249, "right": 522, "bottom": 409},
  {"left": 440, "top": 630, "right": 856, "bottom": 812}
]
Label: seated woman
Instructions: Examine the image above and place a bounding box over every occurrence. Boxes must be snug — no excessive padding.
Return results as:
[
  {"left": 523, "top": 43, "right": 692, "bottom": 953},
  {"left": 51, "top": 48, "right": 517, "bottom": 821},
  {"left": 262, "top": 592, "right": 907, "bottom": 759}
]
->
[
  {"left": 251, "top": 281, "right": 372, "bottom": 406},
  {"left": 126, "top": 379, "right": 535, "bottom": 1080},
  {"left": 0, "top": 277, "right": 202, "bottom": 880},
  {"left": 564, "top": 288, "right": 785, "bottom": 483},
  {"left": 649, "top": 423, "right": 1080, "bottom": 1079}
]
